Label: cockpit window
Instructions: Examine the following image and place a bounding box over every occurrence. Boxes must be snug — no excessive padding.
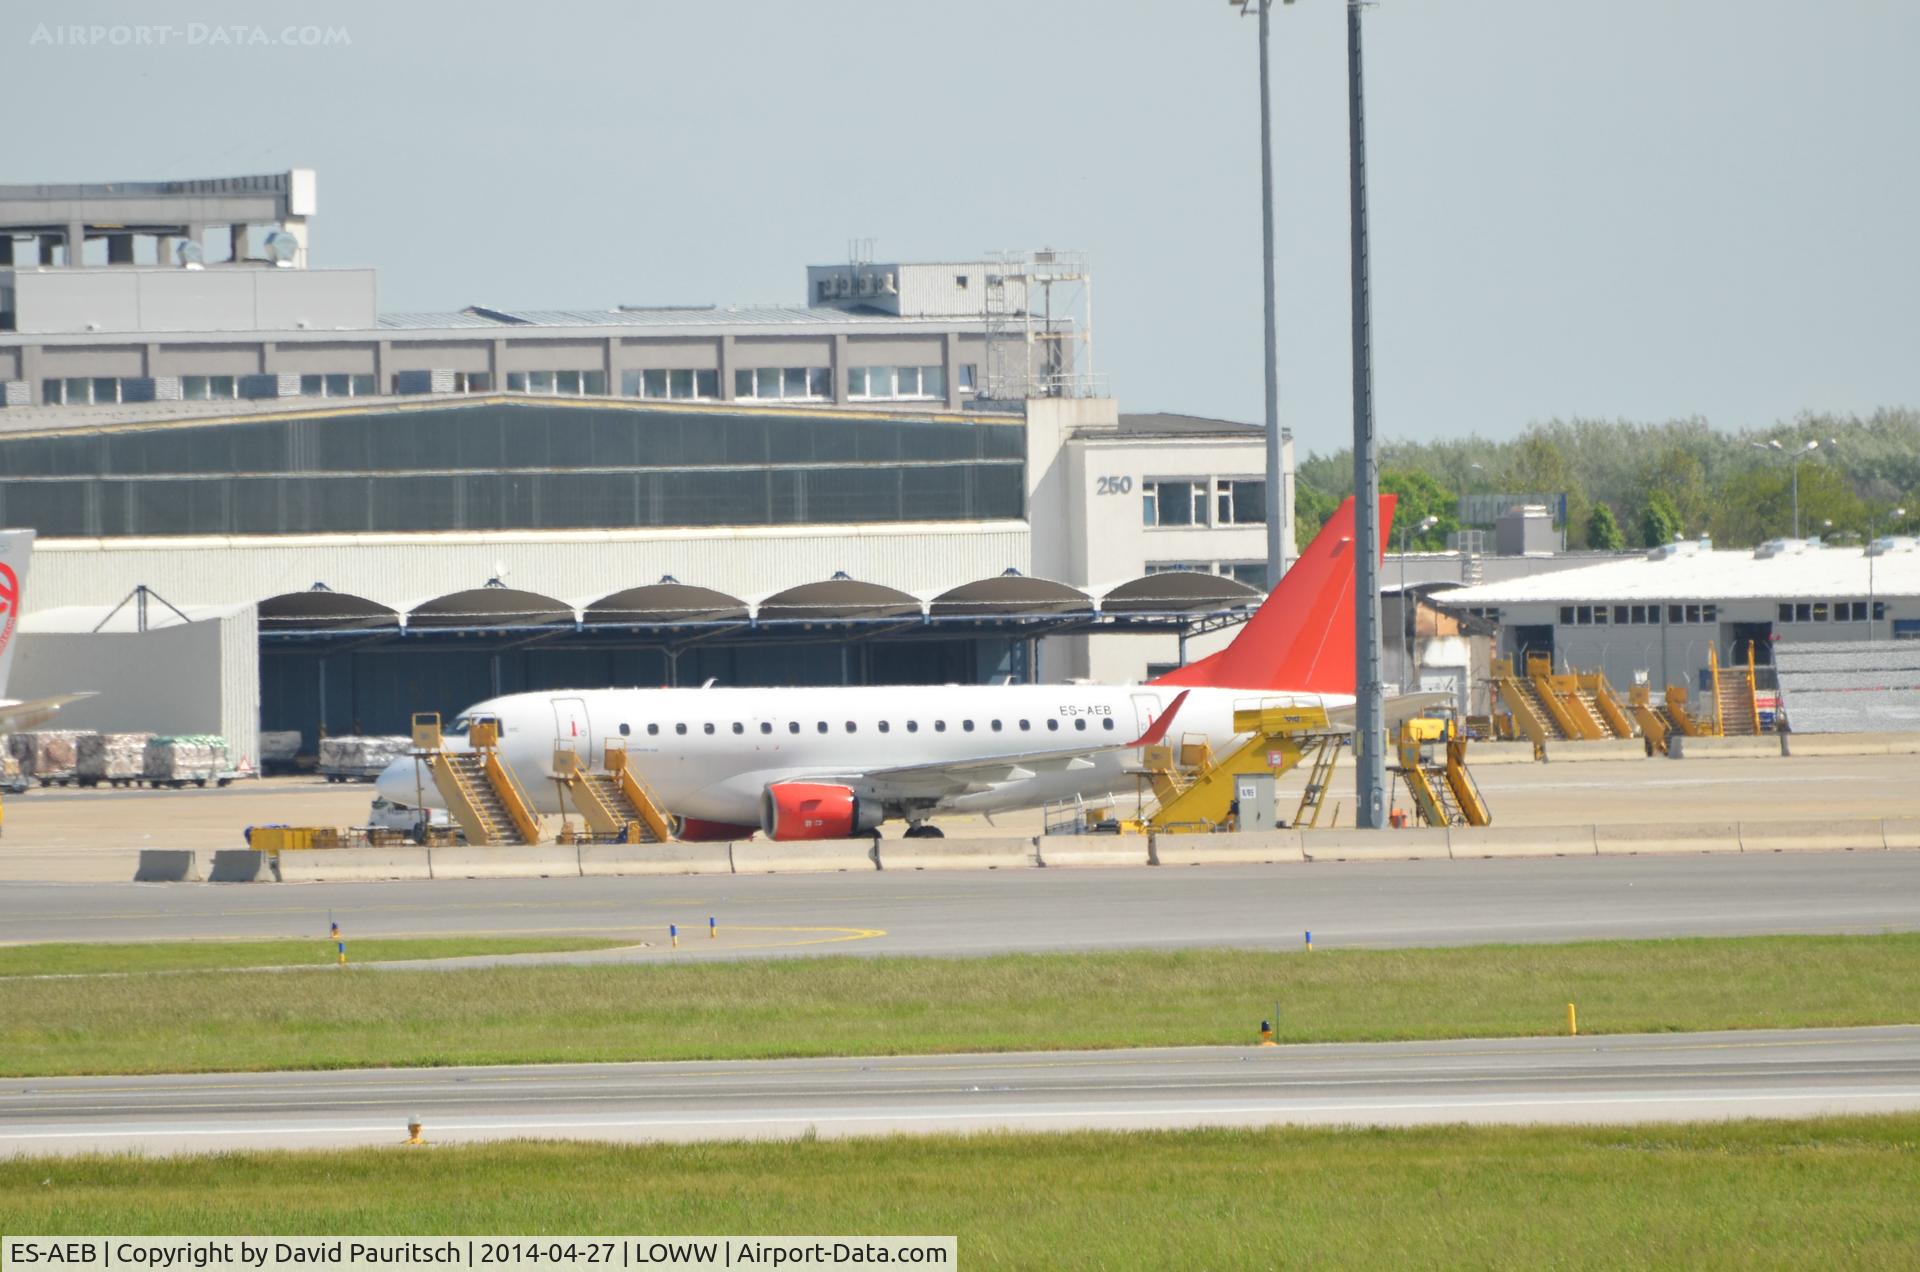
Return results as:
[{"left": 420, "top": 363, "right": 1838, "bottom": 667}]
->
[{"left": 448, "top": 716, "right": 472, "bottom": 734}]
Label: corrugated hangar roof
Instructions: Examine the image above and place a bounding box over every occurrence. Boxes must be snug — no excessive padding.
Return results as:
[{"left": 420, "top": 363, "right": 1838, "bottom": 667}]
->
[
  {"left": 1437, "top": 539, "right": 1920, "bottom": 605},
  {"left": 1776, "top": 640, "right": 1920, "bottom": 733}
]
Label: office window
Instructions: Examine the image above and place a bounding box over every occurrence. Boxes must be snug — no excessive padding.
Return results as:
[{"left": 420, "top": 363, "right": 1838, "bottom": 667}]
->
[
  {"left": 1560, "top": 606, "right": 1576, "bottom": 625},
  {"left": 1685, "top": 604, "right": 1702, "bottom": 623},
  {"left": 1779, "top": 604, "right": 1793, "bottom": 622},
  {"left": 1146, "top": 561, "right": 1209, "bottom": 575},
  {"left": 1593, "top": 606, "right": 1609, "bottom": 625},
  {"left": 1632, "top": 605, "right": 1649, "bottom": 624},
  {"left": 1577, "top": 606, "right": 1593, "bottom": 625},
  {"left": 1668, "top": 605, "right": 1684, "bottom": 623},
  {"left": 1214, "top": 479, "right": 1266, "bottom": 525},
  {"left": 1851, "top": 601, "right": 1868, "bottom": 621},
  {"left": 1874, "top": 601, "right": 1887, "bottom": 620},
  {"left": 737, "top": 366, "right": 830, "bottom": 401},
  {"left": 897, "top": 367, "right": 921, "bottom": 397},
  {"left": 848, "top": 365, "right": 941, "bottom": 400},
  {"left": 1796, "top": 603, "right": 1812, "bottom": 622},
  {"left": 1143, "top": 480, "right": 1205, "bottom": 527},
  {"left": 1703, "top": 604, "right": 1717, "bottom": 621},
  {"left": 1813, "top": 602, "right": 1829, "bottom": 622},
  {"left": 1224, "top": 562, "right": 1268, "bottom": 588},
  {"left": 1615, "top": 605, "right": 1631, "bottom": 625},
  {"left": 959, "top": 364, "right": 977, "bottom": 391}
]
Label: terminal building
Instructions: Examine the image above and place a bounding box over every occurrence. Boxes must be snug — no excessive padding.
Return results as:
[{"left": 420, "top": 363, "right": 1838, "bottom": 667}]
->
[{"left": 0, "top": 171, "right": 1295, "bottom": 764}]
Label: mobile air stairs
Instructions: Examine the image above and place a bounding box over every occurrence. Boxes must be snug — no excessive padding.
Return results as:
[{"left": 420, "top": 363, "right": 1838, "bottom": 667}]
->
[
  {"left": 1393, "top": 714, "right": 1492, "bottom": 828},
  {"left": 550, "top": 740, "right": 675, "bottom": 844},
  {"left": 410, "top": 712, "right": 544, "bottom": 847},
  {"left": 1492, "top": 654, "right": 1637, "bottom": 750},
  {"left": 1714, "top": 642, "right": 1765, "bottom": 737},
  {"left": 1126, "top": 701, "right": 1354, "bottom": 834}
]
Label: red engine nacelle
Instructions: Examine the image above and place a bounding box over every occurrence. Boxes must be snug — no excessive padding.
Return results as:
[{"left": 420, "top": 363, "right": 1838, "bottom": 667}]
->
[{"left": 760, "top": 782, "right": 882, "bottom": 841}]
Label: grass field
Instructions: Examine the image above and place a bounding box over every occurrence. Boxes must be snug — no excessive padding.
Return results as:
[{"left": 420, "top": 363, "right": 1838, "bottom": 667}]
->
[
  {"left": 3, "top": 934, "right": 1917, "bottom": 1077},
  {"left": 4, "top": 1118, "right": 1918, "bottom": 1267},
  {"left": 0, "top": 937, "right": 626, "bottom": 977}
]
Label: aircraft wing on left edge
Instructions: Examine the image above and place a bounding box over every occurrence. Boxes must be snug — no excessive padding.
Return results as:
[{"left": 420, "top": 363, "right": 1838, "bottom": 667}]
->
[
  {"left": 822, "top": 690, "right": 1192, "bottom": 803},
  {"left": 0, "top": 692, "right": 97, "bottom": 734}
]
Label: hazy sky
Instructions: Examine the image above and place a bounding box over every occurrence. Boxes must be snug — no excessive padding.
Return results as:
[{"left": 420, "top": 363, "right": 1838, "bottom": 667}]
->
[{"left": 7, "top": 1, "right": 1917, "bottom": 453}]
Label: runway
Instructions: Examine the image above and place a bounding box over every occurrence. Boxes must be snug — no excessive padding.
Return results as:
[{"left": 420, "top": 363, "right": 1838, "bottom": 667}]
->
[
  {"left": 4, "top": 1026, "right": 1918, "bottom": 1155},
  {"left": 4, "top": 851, "right": 1918, "bottom": 960}
]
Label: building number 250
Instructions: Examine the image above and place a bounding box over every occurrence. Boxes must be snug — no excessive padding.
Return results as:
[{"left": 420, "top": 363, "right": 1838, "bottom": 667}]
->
[{"left": 1094, "top": 476, "right": 1133, "bottom": 495}]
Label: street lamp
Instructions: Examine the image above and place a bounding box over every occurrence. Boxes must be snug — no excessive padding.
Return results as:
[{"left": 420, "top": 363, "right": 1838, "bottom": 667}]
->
[
  {"left": 1229, "top": 0, "right": 1295, "bottom": 589},
  {"left": 1398, "top": 514, "right": 1439, "bottom": 690},
  {"left": 1869, "top": 506, "right": 1907, "bottom": 643},
  {"left": 1747, "top": 437, "right": 1831, "bottom": 539}
]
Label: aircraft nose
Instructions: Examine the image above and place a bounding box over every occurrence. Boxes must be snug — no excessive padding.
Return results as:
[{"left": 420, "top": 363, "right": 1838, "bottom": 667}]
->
[{"left": 374, "top": 755, "right": 432, "bottom": 809}]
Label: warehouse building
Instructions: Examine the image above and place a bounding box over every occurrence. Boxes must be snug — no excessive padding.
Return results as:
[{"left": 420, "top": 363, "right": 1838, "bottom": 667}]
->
[
  {"left": 1435, "top": 535, "right": 1920, "bottom": 695},
  {"left": 0, "top": 170, "right": 1293, "bottom": 762}
]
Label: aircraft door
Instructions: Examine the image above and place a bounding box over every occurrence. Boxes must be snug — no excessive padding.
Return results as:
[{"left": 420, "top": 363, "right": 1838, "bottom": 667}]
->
[
  {"left": 1129, "top": 692, "right": 1165, "bottom": 745},
  {"left": 552, "top": 696, "right": 593, "bottom": 765}
]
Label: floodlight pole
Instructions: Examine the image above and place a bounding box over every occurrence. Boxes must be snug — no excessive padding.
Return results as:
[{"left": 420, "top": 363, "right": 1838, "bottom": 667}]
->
[
  {"left": 1236, "top": 0, "right": 1288, "bottom": 589},
  {"left": 1348, "top": 0, "right": 1385, "bottom": 829}
]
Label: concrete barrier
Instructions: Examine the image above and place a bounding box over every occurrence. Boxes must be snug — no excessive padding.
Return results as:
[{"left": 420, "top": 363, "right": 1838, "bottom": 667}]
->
[
  {"left": 134, "top": 849, "right": 202, "bottom": 882},
  {"left": 877, "top": 836, "right": 1038, "bottom": 871},
  {"left": 1544, "top": 739, "right": 1648, "bottom": 763},
  {"left": 277, "top": 846, "right": 434, "bottom": 882},
  {"left": 429, "top": 845, "right": 582, "bottom": 879},
  {"left": 728, "top": 838, "right": 879, "bottom": 874},
  {"left": 1737, "top": 818, "right": 1886, "bottom": 853},
  {"left": 1667, "top": 734, "right": 1782, "bottom": 760},
  {"left": 207, "top": 849, "right": 275, "bottom": 882},
  {"left": 1468, "top": 742, "right": 1542, "bottom": 766},
  {"left": 1593, "top": 821, "right": 1741, "bottom": 856},
  {"left": 1448, "top": 824, "right": 1597, "bottom": 858},
  {"left": 578, "top": 841, "right": 735, "bottom": 876},
  {"left": 1036, "top": 835, "right": 1153, "bottom": 868},
  {"left": 1884, "top": 818, "right": 1920, "bottom": 852},
  {"left": 1781, "top": 731, "right": 1920, "bottom": 758},
  {"left": 1150, "top": 830, "right": 1305, "bottom": 866},
  {"left": 1301, "top": 828, "right": 1451, "bottom": 863}
]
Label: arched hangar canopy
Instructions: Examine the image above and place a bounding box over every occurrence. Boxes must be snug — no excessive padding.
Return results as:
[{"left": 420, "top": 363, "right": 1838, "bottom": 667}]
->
[
  {"left": 257, "top": 588, "right": 399, "bottom": 631},
  {"left": 757, "top": 577, "right": 922, "bottom": 622},
  {"left": 585, "top": 582, "right": 750, "bottom": 625},
  {"left": 407, "top": 587, "right": 575, "bottom": 629},
  {"left": 931, "top": 574, "right": 1092, "bottom": 617},
  {"left": 1101, "top": 571, "right": 1262, "bottom": 614}
]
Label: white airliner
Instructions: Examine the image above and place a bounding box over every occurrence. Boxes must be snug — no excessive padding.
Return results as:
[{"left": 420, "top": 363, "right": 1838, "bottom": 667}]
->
[
  {"left": 0, "top": 530, "right": 95, "bottom": 733},
  {"left": 377, "top": 496, "right": 1398, "bottom": 840}
]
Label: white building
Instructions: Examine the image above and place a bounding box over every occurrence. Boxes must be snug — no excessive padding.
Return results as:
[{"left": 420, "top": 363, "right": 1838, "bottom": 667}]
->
[{"left": 1435, "top": 536, "right": 1920, "bottom": 694}]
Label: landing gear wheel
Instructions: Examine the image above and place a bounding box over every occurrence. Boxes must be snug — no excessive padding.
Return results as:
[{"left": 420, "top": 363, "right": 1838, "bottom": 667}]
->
[{"left": 902, "top": 823, "right": 945, "bottom": 839}]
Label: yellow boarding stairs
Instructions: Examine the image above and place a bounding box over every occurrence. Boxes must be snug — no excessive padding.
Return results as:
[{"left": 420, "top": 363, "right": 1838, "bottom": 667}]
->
[
  {"left": 1625, "top": 647, "right": 1757, "bottom": 754},
  {"left": 1715, "top": 642, "right": 1765, "bottom": 737},
  {"left": 551, "top": 739, "right": 676, "bottom": 844},
  {"left": 1492, "top": 654, "right": 1637, "bottom": 748},
  {"left": 410, "top": 712, "right": 543, "bottom": 847},
  {"left": 1393, "top": 714, "right": 1492, "bottom": 828},
  {"left": 1130, "top": 701, "right": 1351, "bottom": 834}
]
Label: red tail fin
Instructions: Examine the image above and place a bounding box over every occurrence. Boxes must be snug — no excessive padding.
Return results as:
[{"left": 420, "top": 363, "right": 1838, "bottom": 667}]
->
[{"left": 1151, "top": 494, "right": 1396, "bottom": 694}]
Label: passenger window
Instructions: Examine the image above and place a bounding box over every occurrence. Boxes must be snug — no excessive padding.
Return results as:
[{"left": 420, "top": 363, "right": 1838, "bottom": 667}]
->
[
  {"left": 845, "top": 721, "right": 857, "bottom": 733},
  {"left": 760, "top": 722, "right": 772, "bottom": 734},
  {"left": 675, "top": 723, "right": 687, "bottom": 735},
  {"left": 1019, "top": 719, "right": 1031, "bottom": 731},
  {"left": 704, "top": 723, "right": 716, "bottom": 735},
  {"left": 817, "top": 721, "right": 829, "bottom": 733},
  {"left": 619, "top": 723, "right": 631, "bottom": 736},
  {"left": 1102, "top": 718, "right": 1115, "bottom": 731},
  {"left": 789, "top": 721, "right": 801, "bottom": 734},
  {"left": 962, "top": 720, "right": 975, "bottom": 732},
  {"left": 1047, "top": 719, "right": 1060, "bottom": 732},
  {"left": 906, "top": 721, "right": 919, "bottom": 732},
  {"left": 647, "top": 723, "right": 659, "bottom": 736},
  {"left": 732, "top": 722, "right": 745, "bottom": 734},
  {"left": 935, "top": 721, "right": 947, "bottom": 732},
  {"left": 878, "top": 721, "right": 891, "bottom": 733},
  {"left": 1075, "top": 719, "right": 1088, "bottom": 731},
  {"left": 990, "top": 720, "right": 1003, "bottom": 732}
]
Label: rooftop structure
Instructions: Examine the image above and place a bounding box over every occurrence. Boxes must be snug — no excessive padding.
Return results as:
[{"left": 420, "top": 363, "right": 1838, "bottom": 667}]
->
[{"left": 1438, "top": 536, "right": 1920, "bottom": 606}]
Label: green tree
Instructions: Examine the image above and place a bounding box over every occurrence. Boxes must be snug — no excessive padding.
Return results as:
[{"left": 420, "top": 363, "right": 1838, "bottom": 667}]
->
[
  {"left": 1641, "top": 491, "right": 1682, "bottom": 547},
  {"left": 1710, "top": 462, "right": 1865, "bottom": 547},
  {"left": 1380, "top": 467, "right": 1460, "bottom": 549},
  {"left": 1294, "top": 481, "right": 1339, "bottom": 547},
  {"left": 1586, "top": 502, "right": 1627, "bottom": 551},
  {"left": 1638, "top": 446, "right": 1711, "bottom": 539}
]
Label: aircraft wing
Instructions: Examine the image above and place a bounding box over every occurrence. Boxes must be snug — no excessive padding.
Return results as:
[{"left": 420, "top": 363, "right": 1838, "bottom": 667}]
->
[
  {"left": 0, "top": 692, "right": 96, "bottom": 733},
  {"left": 839, "top": 691, "right": 1191, "bottom": 803},
  {"left": 1323, "top": 691, "right": 1457, "bottom": 729}
]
